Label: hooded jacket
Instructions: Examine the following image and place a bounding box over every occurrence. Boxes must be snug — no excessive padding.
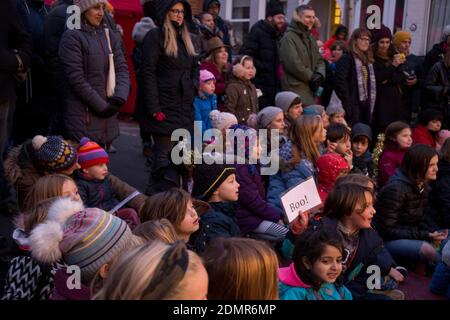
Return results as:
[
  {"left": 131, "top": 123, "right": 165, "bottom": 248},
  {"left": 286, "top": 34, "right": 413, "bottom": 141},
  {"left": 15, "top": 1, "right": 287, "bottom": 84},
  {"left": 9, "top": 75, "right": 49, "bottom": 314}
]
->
[
  {"left": 316, "top": 153, "right": 350, "bottom": 204},
  {"left": 140, "top": 0, "right": 198, "bottom": 135},
  {"left": 59, "top": 18, "right": 130, "bottom": 144},
  {"left": 202, "top": 0, "right": 231, "bottom": 56},
  {"left": 224, "top": 75, "right": 259, "bottom": 124},
  {"left": 279, "top": 262, "right": 352, "bottom": 300},
  {"left": 279, "top": 11, "right": 325, "bottom": 106},
  {"left": 412, "top": 124, "right": 437, "bottom": 148},
  {"left": 374, "top": 169, "right": 433, "bottom": 241},
  {"left": 351, "top": 123, "right": 374, "bottom": 176}
]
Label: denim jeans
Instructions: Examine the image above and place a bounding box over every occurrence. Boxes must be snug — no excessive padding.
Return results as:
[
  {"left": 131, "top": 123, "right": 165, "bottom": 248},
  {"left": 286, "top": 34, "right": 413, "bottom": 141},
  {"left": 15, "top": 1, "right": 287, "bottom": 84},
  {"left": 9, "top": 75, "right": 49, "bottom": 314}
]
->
[{"left": 385, "top": 239, "right": 440, "bottom": 264}]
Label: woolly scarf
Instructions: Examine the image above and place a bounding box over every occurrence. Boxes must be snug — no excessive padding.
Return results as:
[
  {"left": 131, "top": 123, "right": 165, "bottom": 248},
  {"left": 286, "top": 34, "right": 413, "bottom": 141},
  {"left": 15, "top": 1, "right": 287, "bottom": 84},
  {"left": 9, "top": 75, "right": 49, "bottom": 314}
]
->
[{"left": 354, "top": 57, "right": 377, "bottom": 121}]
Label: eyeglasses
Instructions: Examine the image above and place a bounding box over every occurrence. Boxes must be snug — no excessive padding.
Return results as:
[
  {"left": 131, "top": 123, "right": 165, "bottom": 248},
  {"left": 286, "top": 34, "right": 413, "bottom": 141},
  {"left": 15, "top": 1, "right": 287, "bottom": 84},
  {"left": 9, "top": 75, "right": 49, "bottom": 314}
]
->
[
  {"left": 358, "top": 37, "right": 371, "bottom": 43},
  {"left": 170, "top": 9, "right": 185, "bottom": 16}
]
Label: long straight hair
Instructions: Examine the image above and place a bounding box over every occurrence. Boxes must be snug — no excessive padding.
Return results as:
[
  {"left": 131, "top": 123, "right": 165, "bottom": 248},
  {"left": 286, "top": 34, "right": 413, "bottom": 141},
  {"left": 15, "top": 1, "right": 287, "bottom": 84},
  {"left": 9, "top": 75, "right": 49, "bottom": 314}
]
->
[
  {"left": 289, "top": 115, "right": 323, "bottom": 165},
  {"left": 349, "top": 28, "right": 374, "bottom": 65},
  {"left": 163, "top": 15, "right": 196, "bottom": 57}
]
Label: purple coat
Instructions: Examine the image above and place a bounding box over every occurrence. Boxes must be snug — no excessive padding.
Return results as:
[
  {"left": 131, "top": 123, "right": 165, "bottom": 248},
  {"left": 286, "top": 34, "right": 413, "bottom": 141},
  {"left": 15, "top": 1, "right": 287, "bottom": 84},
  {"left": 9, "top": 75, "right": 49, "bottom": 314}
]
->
[
  {"left": 51, "top": 268, "right": 91, "bottom": 300},
  {"left": 235, "top": 164, "right": 283, "bottom": 235}
]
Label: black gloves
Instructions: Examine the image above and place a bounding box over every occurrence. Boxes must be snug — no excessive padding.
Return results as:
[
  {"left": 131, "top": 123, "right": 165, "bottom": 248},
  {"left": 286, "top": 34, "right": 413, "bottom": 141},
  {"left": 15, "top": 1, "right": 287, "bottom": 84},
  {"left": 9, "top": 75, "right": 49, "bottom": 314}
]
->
[
  {"left": 108, "top": 96, "right": 125, "bottom": 107},
  {"left": 97, "top": 103, "right": 120, "bottom": 118},
  {"left": 309, "top": 72, "right": 324, "bottom": 93}
]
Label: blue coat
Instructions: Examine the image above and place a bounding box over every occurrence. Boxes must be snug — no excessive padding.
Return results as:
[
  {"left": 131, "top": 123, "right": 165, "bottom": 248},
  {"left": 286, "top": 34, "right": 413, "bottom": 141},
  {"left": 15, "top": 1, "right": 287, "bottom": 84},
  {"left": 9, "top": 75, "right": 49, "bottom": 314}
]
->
[
  {"left": 75, "top": 172, "right": 119, "bottom": 212},
  {"left": 267, "top": 140, "right": 316, "bottom": 211},
  {"left": 194, "top": 93, "right": 217, "bottom": 134}
]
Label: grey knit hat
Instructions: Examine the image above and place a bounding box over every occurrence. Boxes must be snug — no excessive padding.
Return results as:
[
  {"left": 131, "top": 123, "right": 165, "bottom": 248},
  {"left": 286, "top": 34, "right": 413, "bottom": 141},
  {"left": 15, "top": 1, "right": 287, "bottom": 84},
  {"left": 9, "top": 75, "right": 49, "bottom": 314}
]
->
[
  {"left": 257, "top": 107, "right": 283, "bottom": 129},
  {"left": 275, "top": 91, "right": 301, "bottom": 113},
  {"left": 74, "top": 0, "right": 106, "bottom": 13},
  {"left": 326, "top": 100, "right": 345, "bottom": 116}
]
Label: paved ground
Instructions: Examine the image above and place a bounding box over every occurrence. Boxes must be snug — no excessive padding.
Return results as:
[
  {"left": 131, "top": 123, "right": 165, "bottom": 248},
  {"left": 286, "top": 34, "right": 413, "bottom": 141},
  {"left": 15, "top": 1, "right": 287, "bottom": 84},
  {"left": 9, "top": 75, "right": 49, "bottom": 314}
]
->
[{"left": 108, "top": 120, "right": 148, "bottom": 193}]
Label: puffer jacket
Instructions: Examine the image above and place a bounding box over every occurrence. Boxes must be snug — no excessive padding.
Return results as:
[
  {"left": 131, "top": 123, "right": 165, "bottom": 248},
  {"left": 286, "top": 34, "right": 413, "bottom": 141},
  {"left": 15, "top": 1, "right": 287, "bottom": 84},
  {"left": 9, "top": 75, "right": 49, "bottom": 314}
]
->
[
  {"left": 427, "top": 160, "right": 450, "bottom": 230},
  {"left": 194, "top": 92, "right": 217, "bottom": 134},
  {"left": 374, "top": 169, "right": 433, "bottom": 241},
  {"left": 279, "top": 11, "right": 325, "bottom": 106},
  {"left": 224, "top": 76, "right": 259, "bottom": 124},
  {"left": 59, "top": 19, "right": 130, "bottom": 145},
  {"left": 200, "top": 60, "right": 231, "bottom": 111},
  {"left": 267, "top": 140, "right": 316, "bottom": 211}
]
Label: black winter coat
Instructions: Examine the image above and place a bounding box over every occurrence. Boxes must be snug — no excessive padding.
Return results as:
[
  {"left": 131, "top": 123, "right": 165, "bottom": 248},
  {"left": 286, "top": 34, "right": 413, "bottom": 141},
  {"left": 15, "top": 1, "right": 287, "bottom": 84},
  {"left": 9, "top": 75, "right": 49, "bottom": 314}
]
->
[
  {"left": 424, "top": 61, "right": 450, "bottom": 126},
  {"left": 141, "top": 26, "right": 198, "bottom": 136},
  {"left": 424, "top": 42, "right": 448, "bottom": 74},
  {"left": 428, "top": 160, "right": 450, "bottom": 229},
  {"left": 334, "top": 53, "right": 374, "bottom": 125},
  {"left": 75, "top": 172, "right": 119, "bottom": 212},
  {"left": 240, "top": 20, "right": 281, "bottom": 108},
  {"left": 319, "top": 217, "right": 395, "bottom": 300},
  {"left": 374, "top": 170, "right": 433, "bottom": 242},
  {"left": 59, "top": 21, "right": 130, "bottom": 145},
  {"left": 190, "top": 201, "right": 241, "bottom": 254},
  {"left": 372, "top": 56, "right": 407, "bottom": 130},
  {"left": 0, "top": 0, "right": 32, "bottom": 103},
  {"left": 402, "top": 54, "right": 425, "bottom": 119}
]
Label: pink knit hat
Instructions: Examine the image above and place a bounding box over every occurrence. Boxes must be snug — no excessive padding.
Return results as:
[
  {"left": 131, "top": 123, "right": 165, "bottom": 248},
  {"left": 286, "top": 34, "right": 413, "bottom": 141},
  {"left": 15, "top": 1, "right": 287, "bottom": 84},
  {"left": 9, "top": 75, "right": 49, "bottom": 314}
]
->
[{"left": 199, "top": 69, "right": 216, "bottom": 84}]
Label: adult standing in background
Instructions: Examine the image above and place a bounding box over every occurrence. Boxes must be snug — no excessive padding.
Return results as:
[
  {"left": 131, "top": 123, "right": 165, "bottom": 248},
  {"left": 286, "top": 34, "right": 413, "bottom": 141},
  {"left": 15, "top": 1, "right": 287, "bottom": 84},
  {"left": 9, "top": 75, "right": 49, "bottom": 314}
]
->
[
  {"left": 334, "top": 28, "right": 376, "bottom": 125},
  {"left": 0, "top": 0, "right": 32, "bottom": 158},
  {"left": 279, "top": 5, "right": 325, "bottom": 107},
  {"left": 423, "top": 25, "right": 450, "bottom": 74},
  {"left": 141, "top": 0, "right": 198, "bottom": 195},
  {"left": 240, "top": 0, "right": 286, "bottom": 109},
  {"left": 59, "top": 0, "right": 130, "bottom": 147},
  {"left": 203, "top": 0, "right": 232, "bottom": 62}
]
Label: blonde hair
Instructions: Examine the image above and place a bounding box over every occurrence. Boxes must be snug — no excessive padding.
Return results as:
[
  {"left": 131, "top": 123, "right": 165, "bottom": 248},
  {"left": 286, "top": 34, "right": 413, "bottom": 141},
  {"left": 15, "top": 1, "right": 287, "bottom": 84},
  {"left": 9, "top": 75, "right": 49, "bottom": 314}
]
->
[
  {"left": 20, "top": 197, "right": 60, "bottom": 233},
  {"left": 22, "top": 174, "right": 76, "bottom": 212},
  {"left": 94, "top": 242, "right": 204, "bottom": 300},
  {"left": 133, "top": 219, "right": 179, "bottom": 244},
  {"left": 163, "top": 15, "right": 196, "bottom": 57},
  {"left": 289, "top": 115, "right": 323, "bottom": 165},
  {"left": 203, "top": 237, "right": 279, "bottom": 300}
]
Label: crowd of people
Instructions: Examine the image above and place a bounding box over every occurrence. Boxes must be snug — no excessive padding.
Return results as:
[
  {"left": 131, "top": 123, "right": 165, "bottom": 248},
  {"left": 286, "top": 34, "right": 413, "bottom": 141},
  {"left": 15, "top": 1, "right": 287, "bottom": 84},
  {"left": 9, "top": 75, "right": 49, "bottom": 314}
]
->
[{"left": 1, "top": 0, "right": 450, "bottom": 301}]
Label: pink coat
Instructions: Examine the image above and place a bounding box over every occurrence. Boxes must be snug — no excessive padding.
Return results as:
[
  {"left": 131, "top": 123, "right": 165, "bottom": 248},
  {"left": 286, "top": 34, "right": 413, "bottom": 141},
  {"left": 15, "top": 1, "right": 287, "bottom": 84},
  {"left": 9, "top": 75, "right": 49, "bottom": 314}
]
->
[{"left": 378, "top": 149, "right": 407, "bottom": 187}]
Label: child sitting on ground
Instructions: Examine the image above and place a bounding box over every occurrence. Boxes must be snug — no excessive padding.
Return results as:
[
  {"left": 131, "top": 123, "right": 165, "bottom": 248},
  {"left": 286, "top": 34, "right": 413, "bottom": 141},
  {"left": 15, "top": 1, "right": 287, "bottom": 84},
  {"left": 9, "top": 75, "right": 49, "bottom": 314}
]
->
[
  {"left": 191, "top": 159, "right": 241, "bottom": 254},
  {"left": 275, "top": 91, "right": 303, "bottom": 132},
  {"left": 351, "top": 123, "right": 374, "bottom": 177},
  {"left": 194, "top": 69, "right": 217, "bottom": 135},
  {"left": 279, "top": 228, "right": 352, "bottom": 300},
  {"left": 326, "top": 123, "right": 353, "bottom": 169},
  {"left": 75, "top": 138, "right": 140, "bottom": 229},
  {"left": 326, "top": 100, "right": 347, "bottom": 127},
  {"left": 411, "top": 108, "right": 443, "bottom": 150}
]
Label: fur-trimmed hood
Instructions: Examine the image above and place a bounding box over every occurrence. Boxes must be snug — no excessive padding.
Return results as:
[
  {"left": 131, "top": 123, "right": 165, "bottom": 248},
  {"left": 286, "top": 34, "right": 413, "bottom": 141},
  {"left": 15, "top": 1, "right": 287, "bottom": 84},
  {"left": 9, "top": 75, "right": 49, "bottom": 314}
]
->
[{"left": 29, "top": 198, "right": 85, "bottom": 264}]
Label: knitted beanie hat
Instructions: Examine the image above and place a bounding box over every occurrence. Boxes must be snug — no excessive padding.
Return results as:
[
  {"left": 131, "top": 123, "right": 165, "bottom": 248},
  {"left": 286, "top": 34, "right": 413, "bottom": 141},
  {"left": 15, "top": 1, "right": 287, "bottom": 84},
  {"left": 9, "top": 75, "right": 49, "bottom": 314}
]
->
[
  {"left": 303, "top": 105, "right": 325, "bottom": 117},
  {"left": 192, "top": 160, "right": 236, "bottom": 200},
  {"left": 372, "top": 24, "right": 392, "bottom": 43},
  {"left": 209, "top": 110, "right": 238, "bottom": 131},
  {"left": 73, "top": 0, "right": 106, "bottom": 13},
  {"left": 32, "top": 135, "right": 77, "bottom": 173},
  {"left": 393, "top": 31, "right": 411, "bottom": 48},
  {"left": 256, "top": 106, "right": 283, "bottom": 129},
  {"left": 77, "top": 137, "right": 109, "bottom": 170},
  {"left": 275, "top": 91, "right": 301, "bottom": 113},
  {"left": 266, "top": 0, "right": 284, "bottom": 18},
  {"left": 30, "top": 198, "right": 132, "bottom": 283},
  {"left": 199, "top": 69, "right": 216, "bottom": 84},
  {"left": 326, "top": 99, "right": 345, "bottom": 116}
]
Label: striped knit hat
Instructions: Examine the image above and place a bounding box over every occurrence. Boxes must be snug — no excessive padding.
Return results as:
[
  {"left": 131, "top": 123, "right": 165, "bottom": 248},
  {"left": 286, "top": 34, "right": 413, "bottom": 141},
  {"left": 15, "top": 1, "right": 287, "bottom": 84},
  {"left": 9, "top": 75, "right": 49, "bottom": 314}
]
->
[
  {"left": 30, "top": 198, "right": 132, "bottom": 283},
  {"left": 77, "top": 137, "right": 109, "bottom": 170}
]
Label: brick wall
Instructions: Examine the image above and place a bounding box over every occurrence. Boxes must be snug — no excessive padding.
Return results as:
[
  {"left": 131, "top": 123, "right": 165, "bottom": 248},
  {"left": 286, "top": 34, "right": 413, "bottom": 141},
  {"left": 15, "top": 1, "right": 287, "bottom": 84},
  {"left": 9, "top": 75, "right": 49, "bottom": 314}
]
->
[{"left": 189, "top": 0, "right": 204, "bottom": 15}]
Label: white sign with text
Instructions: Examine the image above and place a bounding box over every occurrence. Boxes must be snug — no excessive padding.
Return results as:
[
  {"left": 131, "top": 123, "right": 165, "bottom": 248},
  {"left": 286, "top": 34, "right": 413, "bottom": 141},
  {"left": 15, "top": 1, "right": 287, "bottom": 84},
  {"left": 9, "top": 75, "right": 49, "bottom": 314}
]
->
[{"left": 281, "top": 178, "right": 322, "bottom": 223}]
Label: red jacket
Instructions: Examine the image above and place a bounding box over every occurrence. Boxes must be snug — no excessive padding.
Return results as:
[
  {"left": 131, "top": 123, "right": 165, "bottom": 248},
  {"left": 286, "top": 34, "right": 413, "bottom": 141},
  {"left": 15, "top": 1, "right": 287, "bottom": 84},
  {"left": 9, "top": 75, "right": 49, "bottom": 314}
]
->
[
  {"left": 412, "top": 125, "right": 437, "bottom": 149},
  {"left": 378, "top": 148, "right": 407, "bottom": 187}
]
